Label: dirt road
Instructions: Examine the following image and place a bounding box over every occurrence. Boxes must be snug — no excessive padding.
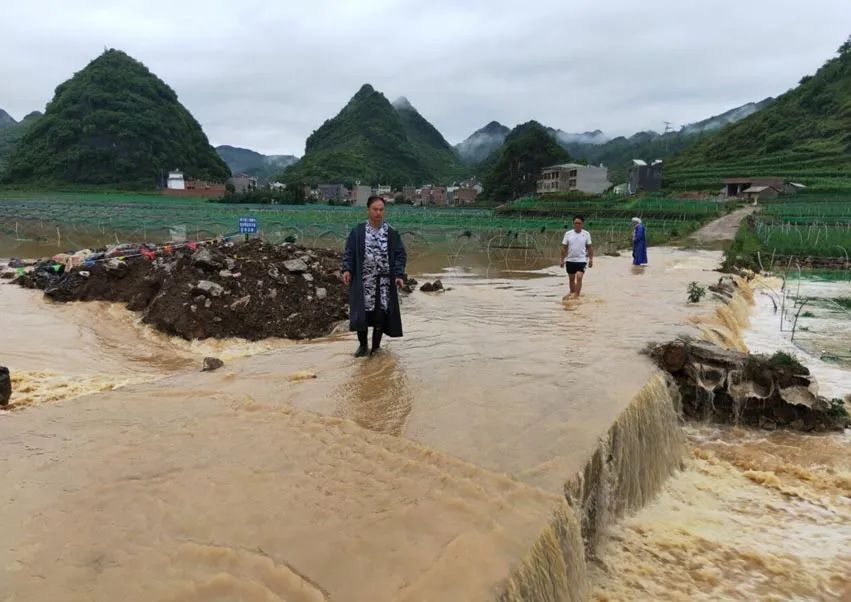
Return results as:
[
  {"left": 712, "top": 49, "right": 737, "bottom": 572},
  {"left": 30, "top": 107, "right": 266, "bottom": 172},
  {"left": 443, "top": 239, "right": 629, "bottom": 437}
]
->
[{"left": 688, "top": 206, "right": 756, "bottom": 246}]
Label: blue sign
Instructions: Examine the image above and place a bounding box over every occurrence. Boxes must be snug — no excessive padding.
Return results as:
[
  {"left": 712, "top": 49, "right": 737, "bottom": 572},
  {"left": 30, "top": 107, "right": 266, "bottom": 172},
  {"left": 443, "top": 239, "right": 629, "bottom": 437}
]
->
[{"left": 239, "top": 216, "right": 258, "bottom": 234}]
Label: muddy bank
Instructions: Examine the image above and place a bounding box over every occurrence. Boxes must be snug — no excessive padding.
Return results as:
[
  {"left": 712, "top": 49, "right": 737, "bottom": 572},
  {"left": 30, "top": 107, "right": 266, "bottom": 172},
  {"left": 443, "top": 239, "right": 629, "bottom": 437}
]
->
[
  {"left": 13, "top": 239, "right": 349, "bottom": 340},
  {"left": 649, "top": 337, "right": 850, "bottom": 432}
]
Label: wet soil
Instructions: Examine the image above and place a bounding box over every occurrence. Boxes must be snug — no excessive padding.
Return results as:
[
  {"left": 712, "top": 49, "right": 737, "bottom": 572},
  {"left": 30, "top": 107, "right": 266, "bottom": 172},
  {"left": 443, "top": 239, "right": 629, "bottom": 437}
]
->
[{"left": 14, "top": 239, "right": 349, "bottom": 340}]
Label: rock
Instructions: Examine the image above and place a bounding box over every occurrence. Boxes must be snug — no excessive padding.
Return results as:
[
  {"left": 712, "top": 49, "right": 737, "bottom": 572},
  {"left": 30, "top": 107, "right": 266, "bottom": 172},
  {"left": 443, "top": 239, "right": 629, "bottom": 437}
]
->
[
  {"left": 0, "top": 366, "right": 11, "bottom": 406},
  {"left": 420, "top": 279, "right": 444, "bottom": 293},
  {"left": 283, "top": 258, "right": 309, "bottom": 273},
  {"left": 202, "top": 357, "right": 224, "bottom": 372},
  {"left": 192, "top": 247, "right": 226, "bottom": 271},
  {"left": 204, "top": 298, "right": 212, "bottom": 309},
  {"left": 0, "top": 272, "right": 14, "bottom": 280},
  {"left": 78, "top": 271, "right": 91, "bottom": 278},
  {"left": 316, "top": 287, "right": 327, "bottom": 299},
  {"left": 649, "top": 338, "right": 849, "bottom": 431},
  {"left": 302, "top": 273, "right": 314, "bottom": 282},
  {"left": 195, "top": 280, "right": 224, "bottom": 297}
]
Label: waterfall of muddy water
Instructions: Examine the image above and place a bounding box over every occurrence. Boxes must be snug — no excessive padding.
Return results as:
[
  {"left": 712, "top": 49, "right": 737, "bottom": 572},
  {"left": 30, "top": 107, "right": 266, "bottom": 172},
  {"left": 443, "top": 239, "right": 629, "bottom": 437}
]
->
[
  {"left": 2, "top": 247, "right": 733, "bottom": 600},
  {"left": 590, "top": 278, "right": 851, "bottom": 601}
]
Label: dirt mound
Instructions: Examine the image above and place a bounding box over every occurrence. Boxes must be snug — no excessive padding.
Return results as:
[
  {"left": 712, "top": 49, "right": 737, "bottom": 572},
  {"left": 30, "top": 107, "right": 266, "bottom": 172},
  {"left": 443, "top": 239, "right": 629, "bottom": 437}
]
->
[{"left": 15, "top": 240, "right": 349, "bottom": 341}]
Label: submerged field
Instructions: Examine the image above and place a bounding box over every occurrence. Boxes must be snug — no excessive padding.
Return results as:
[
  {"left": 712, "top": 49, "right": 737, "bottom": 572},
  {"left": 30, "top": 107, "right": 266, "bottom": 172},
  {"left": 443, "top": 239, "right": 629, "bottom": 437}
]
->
[{"left": 0, "top": 191, "right": 736, "bottom": 258}]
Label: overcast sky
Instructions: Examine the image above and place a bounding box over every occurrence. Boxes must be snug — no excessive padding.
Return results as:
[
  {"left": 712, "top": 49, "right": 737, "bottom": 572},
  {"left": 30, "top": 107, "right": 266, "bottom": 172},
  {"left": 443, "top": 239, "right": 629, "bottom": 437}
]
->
[{"left": 2, "top": 1, "right": 849, "bottom": 155}]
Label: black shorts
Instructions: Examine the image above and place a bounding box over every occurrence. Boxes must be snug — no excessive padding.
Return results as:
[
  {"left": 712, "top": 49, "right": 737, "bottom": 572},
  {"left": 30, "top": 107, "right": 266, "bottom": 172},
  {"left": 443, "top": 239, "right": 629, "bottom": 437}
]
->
[{"left": 565, "top": 261, "right": 586, "bottom": 274}]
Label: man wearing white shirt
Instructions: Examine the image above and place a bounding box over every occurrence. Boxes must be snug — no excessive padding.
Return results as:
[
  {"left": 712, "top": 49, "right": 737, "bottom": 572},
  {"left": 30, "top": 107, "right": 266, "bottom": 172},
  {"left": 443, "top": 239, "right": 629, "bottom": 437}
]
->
[{"left": 560, "top": 215, "right": 594, "bottom": 298}]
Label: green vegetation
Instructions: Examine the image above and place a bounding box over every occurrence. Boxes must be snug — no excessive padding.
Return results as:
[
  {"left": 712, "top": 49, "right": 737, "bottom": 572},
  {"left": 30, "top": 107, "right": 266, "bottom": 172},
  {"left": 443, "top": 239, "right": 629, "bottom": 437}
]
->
[
  {"left": 2, "top": 49, "right": 230, "bottom": 189},
  {"left": 281, "top": 85, "right": 463, "bottom": 187},
  {"left": 0, "top": 111, "right": 42, "bottom": 174},
  {"left": 829, "top": 398, "right": 850, "bottom": 419},
  {"left": 217, "top": 188, "right": 307, "bottom": 205},
  {"left": 723, "top": 215, "right": 764, "bottom": 271},
  {"left": 687, "top": 282, "right": 706, "bottom": 303},
  {"left": 394, "top": 98, "right": 465, "bottom": 182},
  {"left": 480, "top": 122, "right": 569, "bottom": 202},
  {"left": 724, "top": 192, "right": 851, "bottom": 270},
  {"left": 1, "top": 192, "right": 707, "bottom": 259},
  {"left": 666, "top": 40, "right": 851, "bottom": 192}
]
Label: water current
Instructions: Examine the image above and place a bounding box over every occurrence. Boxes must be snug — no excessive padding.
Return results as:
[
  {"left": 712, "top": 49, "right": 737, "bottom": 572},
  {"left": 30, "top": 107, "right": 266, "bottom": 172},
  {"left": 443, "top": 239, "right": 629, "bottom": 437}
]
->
[{"left": 1, "top": 245, "right": 849, "bottom": 600}]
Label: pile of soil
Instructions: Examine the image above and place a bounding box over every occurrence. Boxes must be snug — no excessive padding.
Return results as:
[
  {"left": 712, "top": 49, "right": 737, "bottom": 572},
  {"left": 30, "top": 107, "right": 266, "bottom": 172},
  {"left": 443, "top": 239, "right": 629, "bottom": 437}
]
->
[{"left": 15, "top": 240, "right": 350, "bottom": 341}]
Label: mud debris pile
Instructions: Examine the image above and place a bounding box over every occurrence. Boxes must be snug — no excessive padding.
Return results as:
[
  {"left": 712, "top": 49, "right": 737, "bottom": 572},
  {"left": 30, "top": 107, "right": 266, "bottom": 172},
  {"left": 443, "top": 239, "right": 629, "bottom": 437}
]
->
[{"left": 13, "top": 240, "right": 351, "bottom": 341}]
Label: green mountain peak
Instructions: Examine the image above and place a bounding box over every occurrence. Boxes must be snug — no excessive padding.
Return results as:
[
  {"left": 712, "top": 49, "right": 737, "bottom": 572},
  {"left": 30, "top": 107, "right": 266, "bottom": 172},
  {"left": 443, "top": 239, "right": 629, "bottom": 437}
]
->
[{"left": 3, "top": 48, "right": 229, "bottom": 188}]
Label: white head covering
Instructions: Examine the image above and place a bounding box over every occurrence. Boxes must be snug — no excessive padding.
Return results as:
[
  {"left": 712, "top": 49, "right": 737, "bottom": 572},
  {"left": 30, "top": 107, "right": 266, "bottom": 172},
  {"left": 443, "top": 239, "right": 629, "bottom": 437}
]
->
[{"left": 631, "top": 217, "right": 641, "bottom": 224}]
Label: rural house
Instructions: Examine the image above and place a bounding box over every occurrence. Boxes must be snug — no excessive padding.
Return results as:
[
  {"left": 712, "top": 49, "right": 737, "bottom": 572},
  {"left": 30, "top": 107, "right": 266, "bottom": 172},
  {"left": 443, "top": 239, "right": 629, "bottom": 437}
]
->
[{"left": 627, "top": 159, "right": 663, "bottom": 194}]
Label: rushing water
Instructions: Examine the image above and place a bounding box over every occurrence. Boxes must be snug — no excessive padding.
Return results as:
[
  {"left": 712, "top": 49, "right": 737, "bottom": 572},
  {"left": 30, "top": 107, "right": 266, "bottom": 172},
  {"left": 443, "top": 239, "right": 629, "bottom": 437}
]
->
[
  {"left": 1, "top": 246, "right": 849, "bottom": 600},
  {"left": 590, "top": 278, "right": 851, "bottom": 602}
]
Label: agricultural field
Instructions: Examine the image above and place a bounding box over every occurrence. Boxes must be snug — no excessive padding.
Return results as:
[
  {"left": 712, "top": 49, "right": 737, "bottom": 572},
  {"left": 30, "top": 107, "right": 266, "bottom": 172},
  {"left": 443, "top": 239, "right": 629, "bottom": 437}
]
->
[
  {"left": 0, "top": 192, "right": 736, "bottom": 260},
  {"left": 725, "top": 192, "right": 851, "bottom": 271}
]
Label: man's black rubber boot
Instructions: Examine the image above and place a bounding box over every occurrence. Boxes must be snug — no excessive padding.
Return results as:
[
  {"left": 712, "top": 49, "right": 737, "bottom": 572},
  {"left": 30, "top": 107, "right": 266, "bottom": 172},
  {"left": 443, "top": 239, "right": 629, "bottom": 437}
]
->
[{"left": 354, "top": 344, "right": 369, "bottom": 358}]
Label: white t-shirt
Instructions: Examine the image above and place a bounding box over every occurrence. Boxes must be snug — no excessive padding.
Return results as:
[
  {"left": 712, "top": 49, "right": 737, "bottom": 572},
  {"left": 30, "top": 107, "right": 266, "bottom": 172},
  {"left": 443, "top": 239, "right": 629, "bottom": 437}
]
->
[{"left": 562, "top": 229, "right": 592, "bottom": 262}]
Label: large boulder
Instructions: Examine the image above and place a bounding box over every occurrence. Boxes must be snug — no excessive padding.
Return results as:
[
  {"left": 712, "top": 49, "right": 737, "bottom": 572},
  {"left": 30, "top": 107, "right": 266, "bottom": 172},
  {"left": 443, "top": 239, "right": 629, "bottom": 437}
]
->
[
  {"left": 0, "top": 366, "right": 11, "bottom": 406},
  {"left": 648, "top": 338, "right": 849, "bottom": 431}
]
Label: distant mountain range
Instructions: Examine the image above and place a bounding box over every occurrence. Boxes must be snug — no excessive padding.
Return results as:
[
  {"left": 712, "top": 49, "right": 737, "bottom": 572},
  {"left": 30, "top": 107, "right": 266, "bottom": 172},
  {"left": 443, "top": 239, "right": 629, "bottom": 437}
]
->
[{"left": 215, "top": 145, "right": 298, "bottom": 181}]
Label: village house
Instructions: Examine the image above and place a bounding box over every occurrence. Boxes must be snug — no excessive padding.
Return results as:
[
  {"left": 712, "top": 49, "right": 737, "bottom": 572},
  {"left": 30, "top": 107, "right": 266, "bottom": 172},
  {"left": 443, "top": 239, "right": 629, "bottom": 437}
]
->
[
  {"left": 229, "top": 173, "right": 257, "bottom": 194},
  {"left": 318, "top": 183, "right": 348, "bottom": 202},
  {"left": 351, "top": 184, "right": 372, "bottom": 206},
  {"left": 167, "top": 169, "right": 185, "bottom": 190},
  {"left": 163, "top": 169, "right": 225, "bottom": 199},
  {"left": 402, "top": 185, "right": 416, "bottom": 203},
  {"left": 537, "top": 163, "right": 612, "bottom": 195},
  {"left": 723, "top": 177, "right": 783, "bottom": 198},
  {"left": 627, "top": 159, "right": 663, "bottom": 194},
  {"left": 452, "top": 187, "right": 479, "bottom": 205},
  {"left": 743, "top": 185, "right": 780, "bottom": 203}
]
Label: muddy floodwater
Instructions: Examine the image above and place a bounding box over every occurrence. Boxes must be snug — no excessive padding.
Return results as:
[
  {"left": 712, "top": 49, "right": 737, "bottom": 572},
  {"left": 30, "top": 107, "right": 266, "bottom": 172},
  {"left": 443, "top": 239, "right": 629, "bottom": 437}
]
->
[{"left": 1, "top": 246, "right": 849, "bottom": 600}]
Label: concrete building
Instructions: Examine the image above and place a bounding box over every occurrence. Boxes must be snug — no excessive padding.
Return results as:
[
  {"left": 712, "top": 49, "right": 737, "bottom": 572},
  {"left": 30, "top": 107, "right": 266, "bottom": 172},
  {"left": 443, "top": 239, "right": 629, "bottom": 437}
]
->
[
  {"left": 537, "top": 163, "right": 612, "bottom": 195},
  {"left": 372, "top": 184, "right": 392, "bottom": 198},
  {"left": 722, "top": 177, "right": 787, "bottom": 198},
  {"left": 402, "top": 185, "right": 416, "bottom": 203},
  {"left": 318, "top": 183, "right": 348, "bottom": 202},
  {"left": 167, "top": 170, "right": 185, "bottom": 190},
  {"left": 229, "top": 173, "right": 257, "bottom": 194},
  {"left": 351, "top": 185, "right": 372, "bottom": 207},
  {"left": 627, "top": 160, "right": 663, "bottom": 194},
  {"left": 743, "top": 185, "right": 780, "bottom": 203}
]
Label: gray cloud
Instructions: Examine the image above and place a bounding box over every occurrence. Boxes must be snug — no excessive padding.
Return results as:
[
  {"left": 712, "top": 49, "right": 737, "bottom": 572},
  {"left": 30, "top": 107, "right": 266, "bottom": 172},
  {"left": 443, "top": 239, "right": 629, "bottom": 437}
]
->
[{"left": 1, "top": 0, "right": 848, "bottom": 155}]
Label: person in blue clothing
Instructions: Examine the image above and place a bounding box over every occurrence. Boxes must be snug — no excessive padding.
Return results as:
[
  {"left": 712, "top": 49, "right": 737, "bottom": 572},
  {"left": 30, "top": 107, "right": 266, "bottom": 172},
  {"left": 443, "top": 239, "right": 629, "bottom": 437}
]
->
[{"left": 631, "top": 217, "right": 648, "bottom": 266}]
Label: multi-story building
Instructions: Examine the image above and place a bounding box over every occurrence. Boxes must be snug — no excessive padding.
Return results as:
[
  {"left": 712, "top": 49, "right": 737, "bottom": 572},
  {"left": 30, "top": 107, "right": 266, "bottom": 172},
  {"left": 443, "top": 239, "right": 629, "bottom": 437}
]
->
[
  {"left": 627, "top": 160, "right": 663, "bottom": 194},
  {"left": 537, "top": 163, "right": 612, "bottom": 195}
]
